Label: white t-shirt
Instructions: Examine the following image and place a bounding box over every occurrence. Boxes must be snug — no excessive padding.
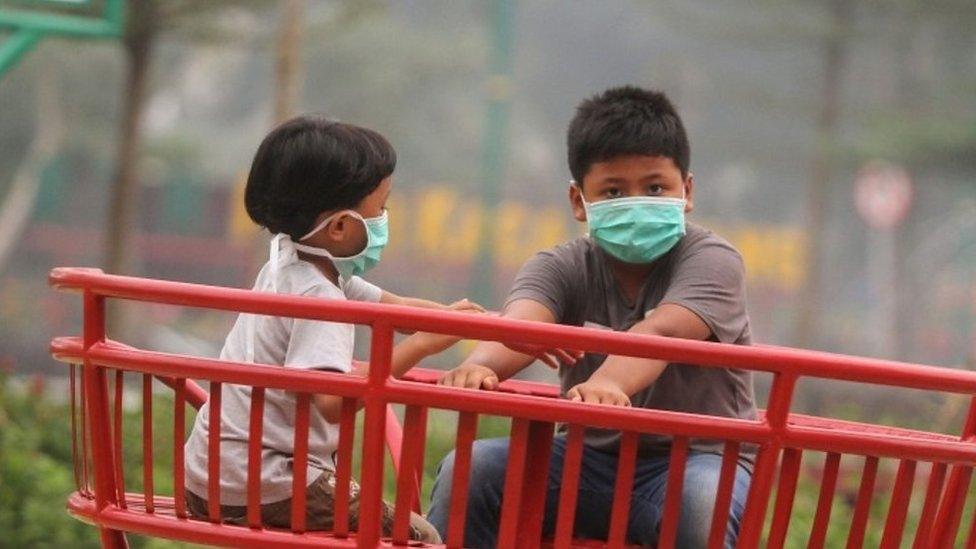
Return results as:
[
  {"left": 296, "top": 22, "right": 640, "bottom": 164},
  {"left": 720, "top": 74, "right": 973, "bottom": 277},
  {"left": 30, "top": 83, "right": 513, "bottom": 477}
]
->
[{"left": 184, "top": 249, "right": 382, "bottom": 506}]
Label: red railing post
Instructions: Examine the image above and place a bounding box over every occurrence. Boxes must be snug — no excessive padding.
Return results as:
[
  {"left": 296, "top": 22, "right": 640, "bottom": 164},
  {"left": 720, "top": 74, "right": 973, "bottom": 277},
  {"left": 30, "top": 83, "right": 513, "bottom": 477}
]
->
[
  {"left": 290, "top": 393, "right": 311, "bottom": 533},
  {"left": 930, "top": 396, "right": 976, "bottom": 548},
  {"left": 879, "top": 459, "right": 917, "bottom": 548},
  {"left": 69, "top": 364, "right": 82, "bottom": 492},
  {"left": 82, "top": 289, "right": 128, "bottom": 549},
  {"left": 112, "top": 370, "right": 127, "bottom": 509},
  {"left": 607, "top": 431, "right": 639, "bottom": 548},
  {"left": 496, "top": 417, "right": 534, "bottom": 546},
  {"left": 737, "top": 372, "right": 797, "bottom": 548},
  {"left": 142, "top": 374, "right": 155, "bottom": 514},
  {"left": 173, "top": 378, "right": 187, "bottom": 519},
  {"left": 553, "top": 423, "right": 586, "bottom": 547},
  {"left": 516, "top": 420, "right": 555, "bottom": 546},
  {"left": 808, "top": 452, "right": 842, "bottom": 549},
  {"left": 334, "top": 398, "right": 359, "bottom": 538},
  {"left": 707, "top": 441, "right": 742, "bottom": 549},
  {"left": 767, "top": 447, "right": 803, "bottom": 549},
  {"left": 912, "top": 462, "right": 947, "bottom": 549},
  {"left": 657, "top": 435, "right": 690, "bottom": 549},
  {"left": 357, "top": 321, "right": 394, "bottom": 548},
  {"left": 392, "top": 405, "right": 429, "bottom": 544},
  {"left": 846, "top": 455, "right": 880, "bottom": 548}
]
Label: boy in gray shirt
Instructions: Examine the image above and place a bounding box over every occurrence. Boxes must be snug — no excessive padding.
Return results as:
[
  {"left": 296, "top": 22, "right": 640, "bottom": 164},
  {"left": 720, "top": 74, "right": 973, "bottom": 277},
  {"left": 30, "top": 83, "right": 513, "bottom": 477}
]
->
[{"left": 429, "top": 86, "right": 755, "bottom": 548}]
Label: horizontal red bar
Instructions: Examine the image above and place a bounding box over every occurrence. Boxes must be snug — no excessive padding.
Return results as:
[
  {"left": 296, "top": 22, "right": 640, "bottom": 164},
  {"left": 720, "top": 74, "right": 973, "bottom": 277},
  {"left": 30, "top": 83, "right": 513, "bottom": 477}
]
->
[
  {"left": 52, "top": 337, "right": 976, "bottom": 464},
  {"left": 783, "top": 426, "right": 976, "bottom": 465},
  {"left": 52, "top": 339, "right": 370, "bottom": 398},
  {"left": 49, "top": 268, "right": 976, "bottom": 396}
]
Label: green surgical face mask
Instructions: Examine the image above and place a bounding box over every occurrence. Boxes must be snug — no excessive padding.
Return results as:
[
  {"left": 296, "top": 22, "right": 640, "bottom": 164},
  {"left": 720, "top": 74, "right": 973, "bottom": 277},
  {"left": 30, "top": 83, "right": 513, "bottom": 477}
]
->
[
  {"left": 582, "top": 196, "right": 686, "bottom": 264},
  {"left": 293, "top": 209, "right": 389, "bottom": 280}
]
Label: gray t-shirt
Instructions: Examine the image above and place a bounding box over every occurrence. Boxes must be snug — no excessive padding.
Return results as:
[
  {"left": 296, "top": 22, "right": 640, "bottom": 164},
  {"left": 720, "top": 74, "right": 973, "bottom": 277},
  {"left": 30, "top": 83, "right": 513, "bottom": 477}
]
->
[
  {"left": 506, "top": 223, "right": 757, "bottom": 460},
  {"left": 184, "top": 252, "right": 382, "bottom": 506}
]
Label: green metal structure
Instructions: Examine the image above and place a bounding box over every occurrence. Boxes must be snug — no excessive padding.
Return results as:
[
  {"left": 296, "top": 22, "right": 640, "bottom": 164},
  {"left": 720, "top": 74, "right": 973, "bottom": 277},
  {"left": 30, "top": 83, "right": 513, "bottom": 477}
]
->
[{"left": 0, "top": 0, "right": 123, "bottom": 76}]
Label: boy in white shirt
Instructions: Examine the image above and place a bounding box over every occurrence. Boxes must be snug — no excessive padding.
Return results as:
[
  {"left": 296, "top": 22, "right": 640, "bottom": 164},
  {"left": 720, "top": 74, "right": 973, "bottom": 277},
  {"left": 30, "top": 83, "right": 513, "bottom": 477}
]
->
[{"left": 184, "top": 117, "right": 478, "bottom": 542}]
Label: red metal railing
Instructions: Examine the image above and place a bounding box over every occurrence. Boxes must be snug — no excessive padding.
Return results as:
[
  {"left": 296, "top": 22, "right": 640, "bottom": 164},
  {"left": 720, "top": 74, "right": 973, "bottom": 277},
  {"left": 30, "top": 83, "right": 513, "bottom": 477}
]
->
[{"left": 49, "top": 267, "right": 976, "bottom": 548}]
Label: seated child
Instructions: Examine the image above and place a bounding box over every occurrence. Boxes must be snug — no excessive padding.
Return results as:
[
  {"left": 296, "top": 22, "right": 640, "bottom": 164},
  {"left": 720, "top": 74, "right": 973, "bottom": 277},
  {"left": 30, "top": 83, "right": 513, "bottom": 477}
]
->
[
  {"left": 184, "top": 116, "right": 479, "bottom": 543},
  {"left": 430, "top": 87, "right": 756, "bottom": 548}
]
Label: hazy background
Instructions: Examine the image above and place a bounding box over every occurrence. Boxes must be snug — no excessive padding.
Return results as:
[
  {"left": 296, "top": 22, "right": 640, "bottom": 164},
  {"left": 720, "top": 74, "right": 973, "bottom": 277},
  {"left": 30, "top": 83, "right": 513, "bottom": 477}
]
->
[
  {"left": 2, "top": 1, "right": 976, "bottom": 546},
  {"left": 1, "top": 0, "right": 975, "bottom": 407}
]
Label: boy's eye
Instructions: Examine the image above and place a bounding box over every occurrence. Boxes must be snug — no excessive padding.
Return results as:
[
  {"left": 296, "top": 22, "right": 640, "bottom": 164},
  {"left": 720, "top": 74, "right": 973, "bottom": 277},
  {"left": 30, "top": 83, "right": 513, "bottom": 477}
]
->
[
  {"left": 604, "top": 188, "right": 623, "bottom": 199},
  {"left": 647, "top": 185, "right": 664, "bottom": 195}
]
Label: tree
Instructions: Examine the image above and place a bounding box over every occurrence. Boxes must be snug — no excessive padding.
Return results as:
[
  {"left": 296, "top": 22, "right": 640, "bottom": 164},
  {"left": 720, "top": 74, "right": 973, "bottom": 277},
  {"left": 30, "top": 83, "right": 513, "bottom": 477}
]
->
[
  {"left": 104, "top": 0, "right": 157, "bottom": 279},
  {"left": 793, "top": 0, "right": 854, "bottom": 349},
  {"left": 274, "top": 0, "right": 305, "bottom": 125},
  {"left": 101, "top": 0, "right": 273, "bottom": 337}
]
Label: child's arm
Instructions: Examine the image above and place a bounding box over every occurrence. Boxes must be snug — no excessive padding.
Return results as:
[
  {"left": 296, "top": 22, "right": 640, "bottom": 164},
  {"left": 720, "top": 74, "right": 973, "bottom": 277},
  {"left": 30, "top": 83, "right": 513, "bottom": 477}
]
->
[
  {"left": 439, "top": 298, "right": 577, "bottom": 390},
  {"left": 565, "top": 303, "right": 711, "bottom": 406},
  {"left": 380, "top": 292, "right": 484, "bottom": 334},
  {"left": 313, "top": 299, "right": 482, "bottom": 422},
  {"left": 381, "top": 291, "right": 474, "bottom": 311}
]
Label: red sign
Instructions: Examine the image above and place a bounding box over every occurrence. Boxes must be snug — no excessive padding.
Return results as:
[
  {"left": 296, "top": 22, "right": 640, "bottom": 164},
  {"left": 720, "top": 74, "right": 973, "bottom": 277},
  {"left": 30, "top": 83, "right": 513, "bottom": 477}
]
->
[{"left": 854, "top": 160, "right": 913, "bottom": 230}]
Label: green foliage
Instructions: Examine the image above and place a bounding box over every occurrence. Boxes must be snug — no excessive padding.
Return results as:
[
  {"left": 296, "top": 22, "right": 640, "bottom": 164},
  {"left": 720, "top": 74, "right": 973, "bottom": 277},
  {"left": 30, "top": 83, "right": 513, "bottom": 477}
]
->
[
  {"left": 0, "top": 372, "right": 100, "bottom": 547},
  {"left": 0, "top": 372, "right": 200, "bottom": 548}
]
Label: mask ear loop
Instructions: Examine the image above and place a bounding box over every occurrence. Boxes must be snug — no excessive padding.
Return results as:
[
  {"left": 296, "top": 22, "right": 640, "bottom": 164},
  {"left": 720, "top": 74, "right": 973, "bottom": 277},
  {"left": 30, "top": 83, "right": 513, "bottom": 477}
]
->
[
  {"left": 301, "top": 208, "right": 383, "bottom": 243},
  {"left": 249, "top": 232, "right": 290, "bottom": 363},
  {"left": 268, "top": 233, "right": 288, "bottom": 293},
  {"left": 294, "top": 212, "right": 369, "bottom": 259}
]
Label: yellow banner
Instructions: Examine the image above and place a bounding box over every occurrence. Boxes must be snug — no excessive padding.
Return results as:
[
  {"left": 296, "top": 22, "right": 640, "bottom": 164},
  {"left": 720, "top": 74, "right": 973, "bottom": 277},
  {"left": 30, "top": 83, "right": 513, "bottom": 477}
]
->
[{"left": 228, "top": 182, "right": 807, "bottom": 292}]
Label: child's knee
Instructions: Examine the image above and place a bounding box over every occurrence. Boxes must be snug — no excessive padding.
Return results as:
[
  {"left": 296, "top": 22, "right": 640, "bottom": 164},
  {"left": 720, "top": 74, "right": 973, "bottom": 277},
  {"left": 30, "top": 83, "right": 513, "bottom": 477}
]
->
[
  {"left": 676, "top": 457, "right": 744, "bottom": 546},
  {"left": 433, "top": 439, "right": 509, "bottom": 502},
  {"left": 435, "top": 449, "right": 457, "bottom": 480},
  {"left": 470, "top": 442, "right": 508, "bottom": 482}
]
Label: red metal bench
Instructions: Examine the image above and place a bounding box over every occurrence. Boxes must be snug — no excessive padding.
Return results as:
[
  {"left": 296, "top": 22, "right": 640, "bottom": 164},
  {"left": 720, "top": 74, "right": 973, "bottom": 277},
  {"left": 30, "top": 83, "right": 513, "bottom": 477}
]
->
[{"left": 50, "top": 267, "right": 976, "bottom": 548}]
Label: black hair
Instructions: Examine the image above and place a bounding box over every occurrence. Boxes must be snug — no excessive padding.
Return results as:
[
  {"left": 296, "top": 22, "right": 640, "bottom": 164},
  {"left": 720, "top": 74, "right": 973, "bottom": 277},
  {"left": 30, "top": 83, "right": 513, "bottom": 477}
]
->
[
  {"left": 244, "top": 115, "right": 396, "bottom": 239},
  {"left": 567, "top": 86, "right": 690, "bottom": 184}
]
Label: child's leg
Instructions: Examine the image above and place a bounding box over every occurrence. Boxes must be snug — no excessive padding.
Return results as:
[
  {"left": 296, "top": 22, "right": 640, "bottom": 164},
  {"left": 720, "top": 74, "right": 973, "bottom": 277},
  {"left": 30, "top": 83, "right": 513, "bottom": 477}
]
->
[
  {"left": 628, "top": 452, "right": 752, "bottom": 548},
  {"left": 183, "top": 485, "right": 305, "bottom": 529},
  {"left": 672, "top": 453, "right": 751, "bottom": 548},
  {"left": 540, "top": 436, "right": 624, "bottom": 542},
  {"left": 186, "top": 473, "right": 439, "bottom": 542},
  {"left": 184, "top": 490, "right": 249, "bottom": 525},
  {"left": 266, "top": 472, "right": 440, "bottom": 542},
  {"left": 429, "top": 435, "right": 625, "bottom": 547},
  {"left": 428, "top": 437, "right": 512, "bottom": 547}
]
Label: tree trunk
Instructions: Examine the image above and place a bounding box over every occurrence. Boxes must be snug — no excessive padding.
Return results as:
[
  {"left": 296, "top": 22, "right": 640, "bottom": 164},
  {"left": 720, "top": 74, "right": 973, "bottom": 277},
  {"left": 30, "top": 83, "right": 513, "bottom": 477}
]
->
[
  {"left": 104, "top": 0, "right": 156, "bottom": 277},
  {"left": 273, "top": 0, "right": 305, "bottom": 124},
  {"left": 104, "top": 0, "right": 156, "bottom": 340},
  {"left": 793, "top": 0, "right": 853, "bottom": 349}
]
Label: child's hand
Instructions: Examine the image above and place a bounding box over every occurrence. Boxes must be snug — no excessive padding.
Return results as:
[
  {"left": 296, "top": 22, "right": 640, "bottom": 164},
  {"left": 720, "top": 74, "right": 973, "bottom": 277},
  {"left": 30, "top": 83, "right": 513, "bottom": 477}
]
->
[
  {"left": 566, "top": 379, "right": 631, "bottom": 407},
  {"left": 502, "top": 342, "right": 584, "bottom": 369},
  {"left": 445, "top": 298, "right": 485, "bottom": 314},
  {"left": 438, "top": 363, "right": 499, "bottom": 390}
]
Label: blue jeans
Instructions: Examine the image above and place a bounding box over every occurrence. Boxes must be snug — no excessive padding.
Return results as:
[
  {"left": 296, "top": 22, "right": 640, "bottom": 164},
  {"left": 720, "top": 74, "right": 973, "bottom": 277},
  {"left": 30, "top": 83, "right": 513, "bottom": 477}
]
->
[{"left": 428, "top": 436, "right": 752, "bottom": 548}]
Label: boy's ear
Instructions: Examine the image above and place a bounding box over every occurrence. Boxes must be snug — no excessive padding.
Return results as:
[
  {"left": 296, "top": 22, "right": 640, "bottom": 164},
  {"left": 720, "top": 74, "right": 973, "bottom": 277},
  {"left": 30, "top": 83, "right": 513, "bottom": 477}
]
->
[
  {"left": 568, "top": 182, "right": 587, "bottom": 222},
  {"left": 684, "top": 173, "right": 695, "bottom": 214},
  {"left": 324, "top": 213, "right": 349, "bottom": 241}
]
